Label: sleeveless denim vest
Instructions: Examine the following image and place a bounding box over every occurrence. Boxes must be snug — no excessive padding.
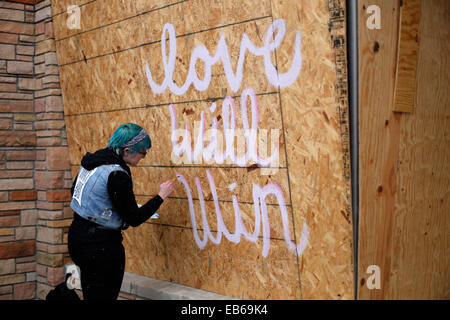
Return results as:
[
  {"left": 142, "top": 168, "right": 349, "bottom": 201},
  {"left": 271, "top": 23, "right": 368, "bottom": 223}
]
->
[{"left": 70, "top": 164, "right": 128, "bottom": 230}]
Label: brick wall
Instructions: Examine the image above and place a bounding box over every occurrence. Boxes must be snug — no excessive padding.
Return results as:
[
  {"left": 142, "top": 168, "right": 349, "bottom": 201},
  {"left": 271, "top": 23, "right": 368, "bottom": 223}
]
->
[{"left": 0, "top": 0, "right": 72, "bottom": 300}]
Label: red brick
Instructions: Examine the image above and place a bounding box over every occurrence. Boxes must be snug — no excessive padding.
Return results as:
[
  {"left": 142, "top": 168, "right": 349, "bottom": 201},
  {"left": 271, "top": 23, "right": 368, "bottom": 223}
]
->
[
  {"left": 63, "top": 255, "right": 73, "bottom": 265},
  {"left": 0, "top": 44, "right": 14, "bottom": 59},
  {"left": 16, "top": 256, "right": 34, "bottom": 263},
  {"left": 16, "top": 261, "right": 35, "bottom": 273},
  {"left": 0, "top": 22, "right": 33, "bottom": 35},
  {"left": 44, "top": 95, "right": 63, "bottom": 112},
  {"left": 15, "top": 226, "right": 35, "bottom": 240},
  {"left": 0, "top": 201, "right": 35, "bottom": 211},
  {"left": 5, "top": 161, "right": 33, "bottom": 170},
  {"left": 0, "top": 100, "right": 33, "bottom": 113},
  {"left": 9, "top": 190, "right": 37, "bottom": 201},
  {"left": 0, "top": 170, "right": 33, "bottom": 179},
  {"left": 35, "top": 171, "right": 62, "bottom": 190},
  {"left": 43, "top": 82, "right": 60, "bottom": 89},
  {"left": 0, "top": 216, "right": 20, "bottom": 227},
  {"left": 37, "top": 137, "right": 61, "bottom": 146},
  {"left": 17, "top": 54, "right": 33, "bottom": 62},
  {"left": 35, "top": 20, "right": 44, "bottom": 35},
  {"left": 34, "top": 120, "right": 65, "bottom": 130},
  {"left": 47, "top": 267, "right": 64, "bottom": 287},
  {"left": 0, "top": 119, "right": 12, "bottom": 130},
  {"left": 0, "top": 32, "right": 18, "bottom": 44},
  {"left": 0, "top": 8, "right": 25, "bottom": 22},
  {"left": 0, "top": 178, "right": 33, "bottom": 190},
  {"left": 0, "top": 2, "right": 24, "bottom": 10},
  {"left": 0, "top": 132, "right": 36, "bottom": 147},
  {"left": 0, "top": 240, "right": 35, "bottom": 259},
  {"left": 47, "top": 189, "right": 71, "bottom": 202},
  {"left": 6, "top": 150, "right": 36, "bottom": 161},
  {"left": 63, "top": 206, "right": 74, "bottom": 219},
  {"left": 0, "top": 83, "right": 16, "bottom": 92},
  {"left": 45, "top": 21, "right": 54, "bottom": 39},
  {"left": 35, "top": 97, "right": 45, "bottom": 113},
  {"left": 0, "top": 211, "right": 20, "bottom": 217},
  {"left": 46, "top": 147, "right": 70, "bottom": 170},
  {"left": 13, "top": 282, "right": 35, "bottom": 300},
  {"left": 6, "top": 60, "right": 33, "bottom": 74},
  {"left": 37, "top": 130, "right": 60, "bottom": 137},
  {"left": 36, "top": 112, "right": 63, "bottom": 120},
  {"left": 37, "top": 201, "right": 63, "bottom": 210}
]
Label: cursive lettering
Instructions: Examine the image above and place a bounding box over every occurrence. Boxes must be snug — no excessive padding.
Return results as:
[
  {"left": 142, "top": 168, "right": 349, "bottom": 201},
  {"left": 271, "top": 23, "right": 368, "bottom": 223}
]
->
[
  {"left": 170, "top": 88, "right": 280, "bottom": 169},
  {"left": 145, "top": 19, "right": 302, "bottom": 95},
  {"left": 176, "top": 170, "right": 309, "bottom": 257}
]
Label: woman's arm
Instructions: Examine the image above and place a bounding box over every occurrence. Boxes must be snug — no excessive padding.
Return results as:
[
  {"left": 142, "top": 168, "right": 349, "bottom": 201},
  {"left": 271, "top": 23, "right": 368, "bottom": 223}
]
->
[{"left": 107, "top": 170, "right": 163, "bottom": 227}]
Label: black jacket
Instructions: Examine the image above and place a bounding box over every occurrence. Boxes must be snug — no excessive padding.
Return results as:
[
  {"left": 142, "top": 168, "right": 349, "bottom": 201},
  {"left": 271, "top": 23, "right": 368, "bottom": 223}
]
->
[{"left": 71, "top": 147, "right": 163, "bottom": 228}]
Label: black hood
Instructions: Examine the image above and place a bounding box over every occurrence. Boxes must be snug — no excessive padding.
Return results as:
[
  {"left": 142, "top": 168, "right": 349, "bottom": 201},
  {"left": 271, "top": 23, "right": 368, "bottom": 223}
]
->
[{"left": 80, "top": 147, "right": 131, "bottom": 176}]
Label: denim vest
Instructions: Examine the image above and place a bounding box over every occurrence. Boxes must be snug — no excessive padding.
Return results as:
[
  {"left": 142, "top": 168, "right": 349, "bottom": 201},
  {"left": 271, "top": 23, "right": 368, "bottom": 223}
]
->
[{"left": 70, "top": 164, "right": 128, "bottom": 230}]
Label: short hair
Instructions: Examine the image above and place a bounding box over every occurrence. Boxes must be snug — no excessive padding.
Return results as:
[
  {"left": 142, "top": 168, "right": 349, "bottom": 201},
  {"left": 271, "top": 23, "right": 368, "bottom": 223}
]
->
[{"left": 108, "top": 123, "right": 151, "bottom": 156}]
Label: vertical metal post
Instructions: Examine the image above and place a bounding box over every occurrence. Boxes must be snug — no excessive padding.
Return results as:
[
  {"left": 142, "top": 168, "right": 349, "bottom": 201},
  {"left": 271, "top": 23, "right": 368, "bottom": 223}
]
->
[{"left": 346, "top": 0, "right": 359, "bottom": 300}]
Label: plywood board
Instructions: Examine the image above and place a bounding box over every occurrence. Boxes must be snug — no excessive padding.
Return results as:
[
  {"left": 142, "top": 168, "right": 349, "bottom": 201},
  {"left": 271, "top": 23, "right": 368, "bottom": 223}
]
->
[{"left": 53, "top": 0, "right": 353, "bottom": 299}]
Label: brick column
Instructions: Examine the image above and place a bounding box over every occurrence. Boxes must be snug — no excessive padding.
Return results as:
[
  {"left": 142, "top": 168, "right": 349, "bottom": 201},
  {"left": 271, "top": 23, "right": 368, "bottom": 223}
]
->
[
  {"left": 0, "top": 0, "right": 72, "bottom": 300},
  {"left": 0, "top": 0, "right": 38, "bottom": 300}
]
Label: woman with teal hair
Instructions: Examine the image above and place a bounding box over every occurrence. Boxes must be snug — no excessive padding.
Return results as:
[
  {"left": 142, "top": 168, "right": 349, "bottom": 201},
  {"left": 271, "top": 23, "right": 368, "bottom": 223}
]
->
[{"left": 67, "top": 123, "right": 174, "bottom": 300}]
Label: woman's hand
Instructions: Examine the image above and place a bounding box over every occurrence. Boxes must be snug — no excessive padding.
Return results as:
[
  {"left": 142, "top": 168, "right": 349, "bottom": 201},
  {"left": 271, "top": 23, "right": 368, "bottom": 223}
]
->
[{"left": 158, "top": 180, "right": 174, "bottom": 200}]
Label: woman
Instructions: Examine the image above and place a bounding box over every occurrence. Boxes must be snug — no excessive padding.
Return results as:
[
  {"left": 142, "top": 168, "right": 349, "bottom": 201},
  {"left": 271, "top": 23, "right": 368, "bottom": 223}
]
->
[{"left": 68, "top": 123, "right": 174, "bottom": 300}]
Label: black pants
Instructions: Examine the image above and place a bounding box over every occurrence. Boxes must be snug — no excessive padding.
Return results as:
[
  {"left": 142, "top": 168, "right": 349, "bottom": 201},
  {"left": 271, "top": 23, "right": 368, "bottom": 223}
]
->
[{"left": 68, "top": 214, "right": 125, "bottom": 300}]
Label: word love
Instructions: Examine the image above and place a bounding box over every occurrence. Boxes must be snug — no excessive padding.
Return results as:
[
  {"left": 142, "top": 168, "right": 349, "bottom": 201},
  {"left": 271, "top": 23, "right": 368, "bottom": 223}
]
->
[
  {"left": 170, "top": 88, "right": 279, "bottom": 171},
  {"left": 145, "top": 19, "right": 302, "bottom": 95},
  {"left": 176, "top": 170, "right": 309, "bottom": 258}
]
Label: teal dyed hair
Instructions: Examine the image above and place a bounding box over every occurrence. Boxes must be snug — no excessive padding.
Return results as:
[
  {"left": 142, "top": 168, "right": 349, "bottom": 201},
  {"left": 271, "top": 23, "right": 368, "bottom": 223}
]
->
[{"left": 108, "top": 123, "right": 151, "bottom": 156}]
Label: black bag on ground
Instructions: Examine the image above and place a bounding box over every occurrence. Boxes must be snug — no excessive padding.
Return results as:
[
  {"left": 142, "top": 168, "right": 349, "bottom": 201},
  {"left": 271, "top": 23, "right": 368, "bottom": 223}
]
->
[{"left": 46, "top": 273, "right": 81, "bottom": 300}]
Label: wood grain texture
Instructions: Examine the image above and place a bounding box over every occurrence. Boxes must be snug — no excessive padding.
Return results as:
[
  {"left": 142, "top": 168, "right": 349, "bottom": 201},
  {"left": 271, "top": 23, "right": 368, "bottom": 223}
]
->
[
  {"left": 358, "top": 0, "right": 449, "bottom": 299},
  {"left": 393, "top": 0, "right": 421, "bottom": 113},
  {"left": 54, "top": 0, "right": 353, "bottom": 299},
  {"left": 271, "top": 0, "right": 353, "bottom": 300}
]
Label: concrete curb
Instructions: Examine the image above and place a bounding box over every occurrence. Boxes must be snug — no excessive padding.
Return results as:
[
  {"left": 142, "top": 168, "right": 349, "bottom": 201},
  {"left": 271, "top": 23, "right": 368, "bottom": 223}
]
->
[{"left": 121, "top": 272, "right": 239, "bottom": 300}]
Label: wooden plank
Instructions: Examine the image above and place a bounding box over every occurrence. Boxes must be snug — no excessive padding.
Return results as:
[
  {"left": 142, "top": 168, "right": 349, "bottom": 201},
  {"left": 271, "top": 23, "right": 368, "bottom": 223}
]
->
[
  {"left": 391, "top": 0, "right": 449, "bottom": 299},
  {"left": 393, "top": 0, "right": 421, "bottom": 113},
  {"left": 359, "top": 0, "right": 449, "bottom": 299},
  {"left": 358, "top": 0, "right": 403, "bottom": 300}
]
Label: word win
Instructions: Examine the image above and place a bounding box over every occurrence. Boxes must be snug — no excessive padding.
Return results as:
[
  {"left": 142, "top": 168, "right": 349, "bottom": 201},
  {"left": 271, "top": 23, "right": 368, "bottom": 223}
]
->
[{"left": 176, "top": 170, "right": 309, "bottom": 258}]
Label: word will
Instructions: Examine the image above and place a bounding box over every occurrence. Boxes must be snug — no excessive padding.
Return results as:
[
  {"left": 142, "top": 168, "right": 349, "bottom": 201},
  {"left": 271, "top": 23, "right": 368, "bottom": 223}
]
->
[{"left": 169, "top": 87, "right": 279, "bottom": 172}]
